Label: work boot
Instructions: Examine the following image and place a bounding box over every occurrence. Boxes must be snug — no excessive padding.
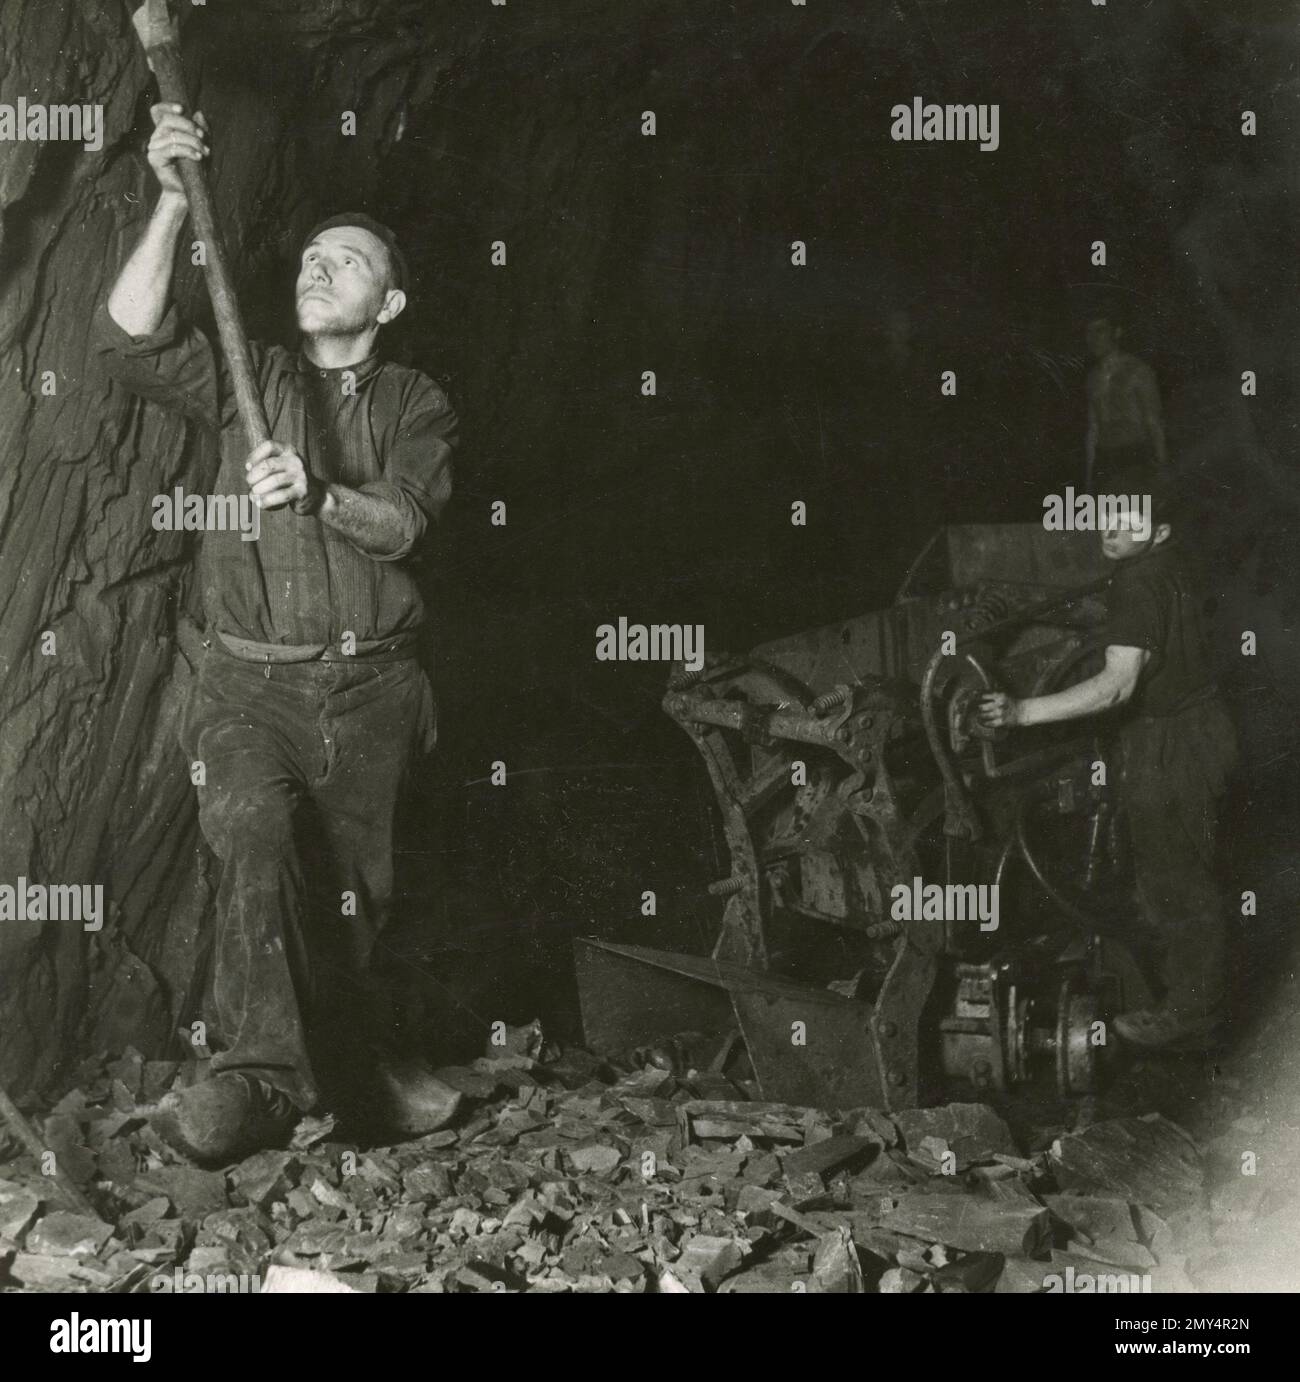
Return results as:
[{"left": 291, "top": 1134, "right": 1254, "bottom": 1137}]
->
[
  {"left": 1114, "top": 1007, "right": 1225, "bottom": 1051},
  {"left": 150, "top": 1073, "right": 300, "bottom": 1167},
  {"left": 373, "top": 1058, "right": 462, "bottom": 1137}
]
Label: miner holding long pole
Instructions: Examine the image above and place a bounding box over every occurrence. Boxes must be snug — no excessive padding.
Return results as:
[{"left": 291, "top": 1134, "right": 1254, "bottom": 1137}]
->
[{"left": 93, "top": 3, "right": 462, "bottom": 1163}]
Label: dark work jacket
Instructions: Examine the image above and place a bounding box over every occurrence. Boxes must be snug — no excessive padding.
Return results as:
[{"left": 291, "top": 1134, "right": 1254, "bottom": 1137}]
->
[{"left": 93, "top": 303, "right": 457, "bottom": 651}]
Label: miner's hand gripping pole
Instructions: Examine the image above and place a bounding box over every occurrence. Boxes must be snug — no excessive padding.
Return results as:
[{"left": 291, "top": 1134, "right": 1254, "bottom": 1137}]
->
[{"left": 131, "top": 0, "right": 270, "bottom": 456}]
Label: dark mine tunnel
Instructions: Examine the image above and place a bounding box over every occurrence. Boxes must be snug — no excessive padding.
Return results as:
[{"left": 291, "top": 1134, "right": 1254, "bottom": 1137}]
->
[{"left": 0, "top": 0, "right": 1298, "bottom": 1314}]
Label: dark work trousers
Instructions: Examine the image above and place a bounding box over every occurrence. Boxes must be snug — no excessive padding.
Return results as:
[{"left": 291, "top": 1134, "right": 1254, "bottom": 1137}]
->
[
  {"left": 179, "top": 643, "right": 437, "bottom": 1110},
  {"left": 1119, "top": 696, "right": 1238, "bottom": 1021}
]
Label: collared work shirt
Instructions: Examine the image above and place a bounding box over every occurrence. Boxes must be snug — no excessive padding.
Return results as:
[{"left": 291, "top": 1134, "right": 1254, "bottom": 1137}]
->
[{"left": 93, "top": 303, "right": 457, "bottom": 649}]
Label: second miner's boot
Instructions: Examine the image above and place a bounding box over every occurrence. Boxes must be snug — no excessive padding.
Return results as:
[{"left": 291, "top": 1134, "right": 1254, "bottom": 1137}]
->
[{"left": 372, "top": 1057, "right": 462, "bottom": 1137}]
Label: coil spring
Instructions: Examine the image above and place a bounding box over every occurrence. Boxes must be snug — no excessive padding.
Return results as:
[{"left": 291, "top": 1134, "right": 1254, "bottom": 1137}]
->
[
  {"left": 965, "top": 591, "right": 1011, "bottom": 629},
  {"left": 667, "top": 665, "right": 706, "bottom": 692},
  {"left": 812, "top": 686, "right": 851, "bottom": 715}
]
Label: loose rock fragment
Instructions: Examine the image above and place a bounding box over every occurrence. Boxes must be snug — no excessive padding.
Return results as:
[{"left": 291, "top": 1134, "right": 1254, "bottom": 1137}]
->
[
  {"left": 565, "top": 1143, "right": 622, "bottom": 1175},
  {"left": 25, "top": 1212, "right": 113, "bottom": 1258},
  {"left": 262, "top": 1264, "right": 361, "bottom": 1293},
  {"left": 230, "top": 1151, "right": 300, "bottom": 1209},
  {"left": 135, "top": 1167, "right": 228, "bottom": 1219},
  {"left": 881, "top": 1192, "right": 1050, "bottom": 1257},
  {"left": 10, "top": 1252, "right": 113, "bottom": 1290},
  {"left": 809, "top": 1225, "right": 864, "bottom": 1293},
  {"left": 674, "top": 1233, "right": 746, "bottom": 1291},
  {"left": 879, "top": 1266, "right": 924, "bottom": 1293},
  {"left": 894, "top": 1104, "right": 1016, "bottom": 1173},
  {"left": 0, "top": 1182, "right": 42, "bottom": 1241},
  {"left": 782, "top": 1135, "right": 879, "bottom": 1181},
  {"left": 996, "top": 1256, "right": 1050, "bottom": 1293},
  {"left": 1050, "top": 1115, "right": 1203, "bottom": 1217}
]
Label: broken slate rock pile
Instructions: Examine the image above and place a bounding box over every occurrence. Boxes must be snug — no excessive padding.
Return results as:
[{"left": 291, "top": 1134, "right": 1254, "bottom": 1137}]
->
[{"left": 0, "top": 1043, "right": 1235, "bottom": 1292}]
